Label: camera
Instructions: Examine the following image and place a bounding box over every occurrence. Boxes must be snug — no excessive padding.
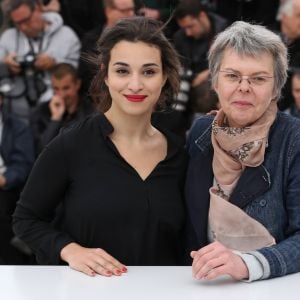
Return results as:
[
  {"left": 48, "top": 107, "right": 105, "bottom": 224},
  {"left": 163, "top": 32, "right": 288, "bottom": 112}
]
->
[
  {"left": 13, "top": 53, "right": 46, "bottom": 106},
  {"left": 15, "top": 52, "right": 36, "bottom": 70},
  {"left": 172, "top": 68, "right": 193, "bottom": 112}
]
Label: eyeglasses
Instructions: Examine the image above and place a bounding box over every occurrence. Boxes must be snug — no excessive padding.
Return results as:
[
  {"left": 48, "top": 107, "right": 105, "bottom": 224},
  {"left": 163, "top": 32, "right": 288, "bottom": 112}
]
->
[
  {"left": 219, "top": 70, "right": 274, "bottom": 86},
  {"left": 14, "top": 9, "right": 34, "bottom": 27}
]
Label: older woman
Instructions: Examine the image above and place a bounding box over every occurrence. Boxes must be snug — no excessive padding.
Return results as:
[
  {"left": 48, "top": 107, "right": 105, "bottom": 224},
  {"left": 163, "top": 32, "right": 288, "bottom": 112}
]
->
[{"left": 185, "top": 21, "right": 300, "bottom": 282}]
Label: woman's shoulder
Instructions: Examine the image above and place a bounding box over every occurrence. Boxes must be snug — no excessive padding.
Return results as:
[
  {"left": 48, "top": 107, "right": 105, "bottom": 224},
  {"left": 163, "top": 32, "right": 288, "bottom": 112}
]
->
[
  {"left": 62, "top": 111, "right": 100, "bottom": 131},
  {"left": 153, "top": 121, "right": 185, "bottom": 149},
  {"left": 272, "top": 111, "right": 300, "bottom": 138},
  {"left": 189, "top": 115, "right": 214, "bottom": 132},
  {"left": 268, "top": 112, "right": 300, "bottom": 156},
  {"left": 186, "top": 115, "right": 214, "bottom": 149},
  {"left": 47, "top": 112, "right": 104, "bottom": 149}
]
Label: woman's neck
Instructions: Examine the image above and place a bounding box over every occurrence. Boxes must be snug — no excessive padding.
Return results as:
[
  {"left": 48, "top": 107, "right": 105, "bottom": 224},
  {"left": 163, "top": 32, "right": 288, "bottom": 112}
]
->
[{"left": 104, "top": 109, "right": 155, "bottom": 142}]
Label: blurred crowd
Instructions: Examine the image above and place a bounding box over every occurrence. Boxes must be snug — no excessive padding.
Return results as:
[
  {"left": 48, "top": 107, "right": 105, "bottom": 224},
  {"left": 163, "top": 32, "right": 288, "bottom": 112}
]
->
[{"left": 0, "top": 0, "right": 300, "bottom": 265}]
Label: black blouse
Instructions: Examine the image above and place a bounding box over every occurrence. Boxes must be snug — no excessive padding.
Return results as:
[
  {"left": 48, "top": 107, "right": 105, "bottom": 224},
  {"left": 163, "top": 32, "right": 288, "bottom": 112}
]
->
[{"left": 13, "top": 113, "right": 187, "bottom": 265}]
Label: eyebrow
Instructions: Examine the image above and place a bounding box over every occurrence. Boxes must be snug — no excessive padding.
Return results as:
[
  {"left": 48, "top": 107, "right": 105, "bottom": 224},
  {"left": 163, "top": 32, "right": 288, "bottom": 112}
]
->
[
  {"left": 222, "top": 68, "right": 272, "bottom": 75},
  {"left": 112, "top": 62, "right": 160, "bottom": 67}
]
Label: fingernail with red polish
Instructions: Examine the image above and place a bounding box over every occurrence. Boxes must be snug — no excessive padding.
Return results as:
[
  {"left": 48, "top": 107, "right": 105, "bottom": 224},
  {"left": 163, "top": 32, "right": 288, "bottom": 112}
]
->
[
  {"left": 116, "top": 269, "right": 121, "bottom": 275},
  {"left": 122, "top": 267, "right": 128, "bottom": 272},
  {"left": 106, "top": 271, "right": 112, "bottom": 276}
]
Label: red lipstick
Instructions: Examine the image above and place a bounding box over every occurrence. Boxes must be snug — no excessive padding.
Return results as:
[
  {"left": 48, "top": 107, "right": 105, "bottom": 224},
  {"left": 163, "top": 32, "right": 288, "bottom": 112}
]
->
[{"left": 124, "top": 94, "right": 147, "bottom": 102}]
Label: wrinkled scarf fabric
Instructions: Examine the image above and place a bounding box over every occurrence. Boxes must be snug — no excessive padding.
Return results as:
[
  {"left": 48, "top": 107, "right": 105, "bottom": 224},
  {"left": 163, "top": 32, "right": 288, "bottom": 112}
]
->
[{"left": 209, "top": 101, "right": 277, "bottom": 251}]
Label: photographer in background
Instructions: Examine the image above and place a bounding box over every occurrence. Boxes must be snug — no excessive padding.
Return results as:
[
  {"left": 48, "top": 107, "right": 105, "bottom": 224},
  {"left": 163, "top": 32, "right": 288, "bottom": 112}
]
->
[
  {"left": 0, "top": 0, "right": 81, "bottom": 123},
  {"left": 31, "top": 63, "right": 95, "bottom": 155},
  {"left": 0, "top": 92, "right": 34, "bottom": 264},
  {"left": 156, "top": 0, "right": 227, "bottom": 137}
]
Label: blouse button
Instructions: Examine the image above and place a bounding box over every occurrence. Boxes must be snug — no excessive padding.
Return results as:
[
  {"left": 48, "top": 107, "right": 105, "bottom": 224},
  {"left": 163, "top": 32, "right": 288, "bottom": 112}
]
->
[{"left": 259, "top": 199, "right": 267, "bottom": 207}]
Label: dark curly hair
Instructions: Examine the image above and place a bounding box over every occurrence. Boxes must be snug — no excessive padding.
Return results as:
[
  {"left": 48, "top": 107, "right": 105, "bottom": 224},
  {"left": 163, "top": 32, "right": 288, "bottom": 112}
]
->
[{"left": 88, "top": 16, "right": 181, "bottom": 112}]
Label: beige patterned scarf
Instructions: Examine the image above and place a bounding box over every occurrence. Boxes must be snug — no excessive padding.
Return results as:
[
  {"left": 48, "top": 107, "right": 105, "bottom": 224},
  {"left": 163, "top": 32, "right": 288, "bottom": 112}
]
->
[{"left": 209, "top": 101, "right": 277, "bottom": 251}]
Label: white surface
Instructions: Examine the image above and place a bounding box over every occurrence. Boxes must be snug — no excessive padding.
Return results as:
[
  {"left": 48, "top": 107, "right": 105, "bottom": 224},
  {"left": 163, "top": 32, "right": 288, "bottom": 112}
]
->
[{"left": 1, "top": 266, "right": 300, "bottom": 300}]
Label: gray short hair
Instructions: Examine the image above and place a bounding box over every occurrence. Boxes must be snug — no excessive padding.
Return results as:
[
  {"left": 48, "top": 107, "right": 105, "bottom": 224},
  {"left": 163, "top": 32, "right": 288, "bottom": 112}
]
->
[
  {"left": 3, "top": 0, "right": 37, "bottom": 16},
  {"left": 208, "top": 21, "right": 288, "bottom": 100},
  {"left": 277, "top": 0, "right": 296, "bottom": 20}
]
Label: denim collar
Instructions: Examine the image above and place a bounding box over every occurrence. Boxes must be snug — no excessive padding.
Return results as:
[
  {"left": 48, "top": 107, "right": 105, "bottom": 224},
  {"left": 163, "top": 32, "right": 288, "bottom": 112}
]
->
[
  {"left": 194, "top": 120, "right": 213, "bottom": 155},
  {"left": 192, "top": 115, "right": 275, "bottom": 208}
]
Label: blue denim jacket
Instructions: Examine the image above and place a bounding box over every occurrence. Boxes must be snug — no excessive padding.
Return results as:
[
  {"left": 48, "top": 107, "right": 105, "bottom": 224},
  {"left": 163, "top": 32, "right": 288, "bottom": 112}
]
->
[{"left": 185, "top": 111, "right": 300, "bottom": 278}]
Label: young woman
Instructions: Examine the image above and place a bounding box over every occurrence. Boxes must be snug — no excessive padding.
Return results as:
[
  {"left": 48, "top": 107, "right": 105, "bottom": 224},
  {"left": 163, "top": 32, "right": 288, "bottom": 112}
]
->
[{"left": 13, "top": 17, "right": 187, "bottom": 276}]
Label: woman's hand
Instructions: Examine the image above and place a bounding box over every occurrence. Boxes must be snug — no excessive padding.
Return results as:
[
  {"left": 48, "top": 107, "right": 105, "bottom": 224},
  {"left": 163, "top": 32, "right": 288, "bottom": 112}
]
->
[
  {"left": 191, "top": 241, "right": 249, "bottom": 281},
  {"left": 60, "top": 243, "right": 127, "bottom": 277}
]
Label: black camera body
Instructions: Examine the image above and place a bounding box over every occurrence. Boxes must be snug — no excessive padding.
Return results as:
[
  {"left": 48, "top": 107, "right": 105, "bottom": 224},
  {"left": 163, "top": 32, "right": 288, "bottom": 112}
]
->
[
  {"left": 173, "top": 68, "right": 194, "bottom": 112},
  {"left": 15, "top": 52, "right": 36, "bottom": 70},
  {"left": 13, "top": 52, "right": 46, "bottom": 106}
]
